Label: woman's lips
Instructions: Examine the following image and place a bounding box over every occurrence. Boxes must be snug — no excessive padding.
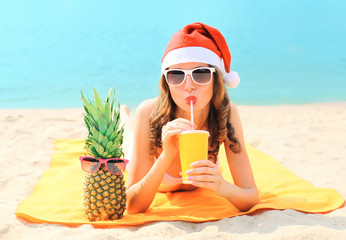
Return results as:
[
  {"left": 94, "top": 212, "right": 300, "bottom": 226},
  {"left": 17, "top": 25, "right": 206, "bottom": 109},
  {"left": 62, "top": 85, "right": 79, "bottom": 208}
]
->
[{"left": 185, "top": 96, "right": 197, "bottom": 105}]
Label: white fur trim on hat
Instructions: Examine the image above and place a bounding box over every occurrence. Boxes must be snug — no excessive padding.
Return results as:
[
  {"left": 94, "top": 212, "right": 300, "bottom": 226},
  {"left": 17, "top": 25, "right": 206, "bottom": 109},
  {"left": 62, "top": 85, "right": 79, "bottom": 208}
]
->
[
  {"left": 224, "top": 71, "right": 240, "bottom": 88},
  {"left": 161, "top": 46, "right": 240, "bottom": 88},
  {"left": 161, "top": 47, "right": 223, "bottom": 73}
]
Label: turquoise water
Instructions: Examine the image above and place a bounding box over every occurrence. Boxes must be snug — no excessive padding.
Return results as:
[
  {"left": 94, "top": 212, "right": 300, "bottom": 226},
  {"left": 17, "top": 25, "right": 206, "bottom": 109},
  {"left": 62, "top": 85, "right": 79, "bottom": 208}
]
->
[{"left": 1, "top": 0, "right": 345, "bottom": 109}]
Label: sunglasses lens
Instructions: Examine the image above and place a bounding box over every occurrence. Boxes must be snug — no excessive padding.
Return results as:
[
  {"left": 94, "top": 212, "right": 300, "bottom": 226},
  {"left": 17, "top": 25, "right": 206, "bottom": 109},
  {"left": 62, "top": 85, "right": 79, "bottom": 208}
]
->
[
  {"left": 81, "top": 157, "right": 100, "bottom": 172},
  {"left": 192, "top": 68, "right": 212, "bottom": 84},
  {"left": 107, "top": 160, "right": 126, "bottom": 175},
  {"left": 166, "top": 70, "right": 185, "bottom": 86}
]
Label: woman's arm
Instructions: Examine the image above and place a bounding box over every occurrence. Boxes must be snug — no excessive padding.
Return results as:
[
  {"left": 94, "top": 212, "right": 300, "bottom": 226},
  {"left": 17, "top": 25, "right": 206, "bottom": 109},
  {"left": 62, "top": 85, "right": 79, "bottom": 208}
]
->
[
  {"left": 126, "top": 99, "right": 194, "bottom": 213},
  {"left": 126, "top": 99, "right": 168, "bottom": 213},
  {"left": 221, "top": 103, "right": 260, "bottom": 210},
  {"left": 184, "top": 103, "right": 260, "bottom": 211}
]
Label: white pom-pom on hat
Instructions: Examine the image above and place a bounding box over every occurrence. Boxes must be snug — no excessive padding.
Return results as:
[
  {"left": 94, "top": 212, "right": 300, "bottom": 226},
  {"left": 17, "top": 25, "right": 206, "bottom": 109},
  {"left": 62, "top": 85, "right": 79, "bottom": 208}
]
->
[
  {"left": 224, "top": 71, "right": 240, "bottom": 88},
  {"left": 161, "top": 22, "right": 241, "bottom": 88}
]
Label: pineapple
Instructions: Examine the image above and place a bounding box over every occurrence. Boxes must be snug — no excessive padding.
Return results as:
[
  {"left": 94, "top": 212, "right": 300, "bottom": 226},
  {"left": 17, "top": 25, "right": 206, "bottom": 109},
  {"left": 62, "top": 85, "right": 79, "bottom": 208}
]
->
[{"left": 80, "top": 87, "right": 126, "bottom": 221}]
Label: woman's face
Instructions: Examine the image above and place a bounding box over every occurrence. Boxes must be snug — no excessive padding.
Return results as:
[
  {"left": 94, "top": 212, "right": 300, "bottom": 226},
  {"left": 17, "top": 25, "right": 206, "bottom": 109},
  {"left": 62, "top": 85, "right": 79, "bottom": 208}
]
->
[{"left": 167, "top": 62, "right": 214, "bottom": 114}]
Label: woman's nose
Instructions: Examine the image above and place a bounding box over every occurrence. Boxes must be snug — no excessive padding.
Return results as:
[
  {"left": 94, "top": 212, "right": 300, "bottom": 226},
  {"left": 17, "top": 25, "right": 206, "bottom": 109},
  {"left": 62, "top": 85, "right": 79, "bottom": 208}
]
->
[{"left": 184, "top": 74, "right": 196, "bottom": 91}]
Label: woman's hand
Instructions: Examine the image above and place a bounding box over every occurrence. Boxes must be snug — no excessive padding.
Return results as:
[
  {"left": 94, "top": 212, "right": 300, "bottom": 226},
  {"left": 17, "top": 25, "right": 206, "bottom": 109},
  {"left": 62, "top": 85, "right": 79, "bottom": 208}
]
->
[
  {"left": 161, "top": 118, "right": 195, "bottom": 160},
  {"left": 184, "top": 160, "right": 228, "bottom": 195}
]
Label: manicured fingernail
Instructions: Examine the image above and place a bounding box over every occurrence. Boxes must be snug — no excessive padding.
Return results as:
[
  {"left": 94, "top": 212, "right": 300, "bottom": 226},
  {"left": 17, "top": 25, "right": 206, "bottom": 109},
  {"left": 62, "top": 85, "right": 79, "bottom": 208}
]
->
[
  {"left": 185, "top": 176, "right": 191, "bottom": 181},
  {"left": 183, "top": 181, "right": 193, "bottom": 184},
  {"left": 185, "top": 170, "right": 191, "bottom": 175}
]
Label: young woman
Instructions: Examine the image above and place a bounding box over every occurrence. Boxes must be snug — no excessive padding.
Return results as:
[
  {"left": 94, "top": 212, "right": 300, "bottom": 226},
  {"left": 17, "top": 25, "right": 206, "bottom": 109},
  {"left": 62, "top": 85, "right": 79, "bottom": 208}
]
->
[{"left": 126, "top": 22, "right": 260, "bottom": 213}]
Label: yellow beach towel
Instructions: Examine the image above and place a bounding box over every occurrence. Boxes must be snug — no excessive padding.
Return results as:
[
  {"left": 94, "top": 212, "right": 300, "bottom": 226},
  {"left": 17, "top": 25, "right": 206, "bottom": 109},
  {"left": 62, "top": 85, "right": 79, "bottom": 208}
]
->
[{"left": 15, "top": 139, "right": 344, "bottom": 228}]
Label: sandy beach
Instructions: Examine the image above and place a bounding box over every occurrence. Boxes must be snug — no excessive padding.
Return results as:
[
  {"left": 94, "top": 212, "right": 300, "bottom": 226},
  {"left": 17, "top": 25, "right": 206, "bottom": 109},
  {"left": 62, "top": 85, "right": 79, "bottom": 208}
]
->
[{"left": 1, "top": 102, "right": 346, "bottom": 240}]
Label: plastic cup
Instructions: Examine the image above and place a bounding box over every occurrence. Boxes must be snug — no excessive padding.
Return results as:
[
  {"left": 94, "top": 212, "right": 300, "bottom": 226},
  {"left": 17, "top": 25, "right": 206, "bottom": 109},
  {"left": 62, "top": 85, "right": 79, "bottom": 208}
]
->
[{"left": 178, "top": 130, "right": 209, "bottom": 182}]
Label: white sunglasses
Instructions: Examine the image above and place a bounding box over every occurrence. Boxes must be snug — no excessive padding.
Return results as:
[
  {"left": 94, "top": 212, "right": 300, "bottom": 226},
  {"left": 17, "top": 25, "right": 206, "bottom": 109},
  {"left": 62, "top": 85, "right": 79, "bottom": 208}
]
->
[{"left": 163, "top": 67, "right": 216, "bottom": 86}]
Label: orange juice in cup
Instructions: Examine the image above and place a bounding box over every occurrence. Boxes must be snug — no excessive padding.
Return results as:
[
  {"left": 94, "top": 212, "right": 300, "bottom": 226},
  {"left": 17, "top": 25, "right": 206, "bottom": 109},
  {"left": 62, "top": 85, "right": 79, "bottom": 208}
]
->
[{"left": 178, "top": 130, "right": 209, "bottom": 182}]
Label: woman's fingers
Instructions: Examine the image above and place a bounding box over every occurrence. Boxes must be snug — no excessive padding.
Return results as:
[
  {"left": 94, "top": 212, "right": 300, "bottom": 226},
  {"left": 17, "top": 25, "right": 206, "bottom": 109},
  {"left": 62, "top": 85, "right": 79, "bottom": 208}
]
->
[
  {"left": 163, "top": 118, "right": 195, "bottom": 132},
  {"left": 185, "top": 174, "right": 216, "bottom": 182},
  {"left": 162, "top": 119, "right": 194, "bottom": 141},
  {"left": 184, "top": 159, "right": 222, "bottom": 188},
  {"left": 161, "top": 118, "right": 194, "bottom": 158},
  {"left": 185, "top": 160, "right": 217, "bottom": 175},
  {"left": 189, "top": 159, "right": 215, "bottom": 168},
  {"left": 185, "top": 166, "right": 218, "bottom": 176},
  {"left": 162, "top": 129, "right": 182, "bottom": 139}
]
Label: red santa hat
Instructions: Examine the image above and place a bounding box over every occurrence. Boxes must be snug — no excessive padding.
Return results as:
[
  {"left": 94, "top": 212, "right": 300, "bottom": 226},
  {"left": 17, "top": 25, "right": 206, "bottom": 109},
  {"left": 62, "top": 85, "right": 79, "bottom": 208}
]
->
[{"left": 161, "top": 22, "right": 240, "bottom": 88}]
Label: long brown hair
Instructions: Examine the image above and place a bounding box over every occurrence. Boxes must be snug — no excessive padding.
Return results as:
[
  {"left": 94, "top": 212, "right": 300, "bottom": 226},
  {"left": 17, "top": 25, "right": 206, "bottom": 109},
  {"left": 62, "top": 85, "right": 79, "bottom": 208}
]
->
[{"left": 149, "top": 68, "right": 240, "bottom": 162}]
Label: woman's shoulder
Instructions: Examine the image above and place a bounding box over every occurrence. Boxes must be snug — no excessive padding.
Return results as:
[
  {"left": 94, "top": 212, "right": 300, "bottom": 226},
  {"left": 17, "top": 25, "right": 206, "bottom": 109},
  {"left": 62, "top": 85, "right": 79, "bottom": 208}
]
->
[
  {"left": 133, "top": 98, "right": 158, "bottom": 141},
  {"left": 135, "top": 97, "right": 158, "bottom": 119},
  {"left": 229, "top": 101, "right": 240, "bottom": 119}
]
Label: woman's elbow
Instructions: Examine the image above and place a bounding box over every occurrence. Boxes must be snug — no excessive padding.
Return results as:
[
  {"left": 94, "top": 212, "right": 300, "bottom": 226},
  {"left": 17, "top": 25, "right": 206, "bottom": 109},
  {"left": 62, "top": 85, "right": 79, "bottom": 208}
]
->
[
  {"left": 126, "top": 193, "right": 150, "bottom": 214},
  {"left": 126, "top": 203, "right": 149, "bottom": 214},
  {"left": 238, "top": 188, "right": 261, "bottom": 212},
  {"left": 239, "top": 199, "right": 260, "bottom": 212},
  {"left": 125, "top": 184, "right": 154, "bottom": 214}
]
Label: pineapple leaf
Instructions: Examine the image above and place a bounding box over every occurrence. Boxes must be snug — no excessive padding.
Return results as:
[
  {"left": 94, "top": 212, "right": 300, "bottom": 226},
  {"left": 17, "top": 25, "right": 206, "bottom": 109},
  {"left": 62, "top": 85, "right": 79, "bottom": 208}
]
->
[
  {"left": 108, "top": 142, "right": 117, "bottom": 153},
  {"left": 83, "top": 105, "right": 90, "bottom": 116},
  {"left": 90, "top": 139, "right": 99, "bottom": 148},
  {"left": 110, "top": 106, "right": 121, "bottom": 135},
  {"left": 93, "top": 88, "right": 105, "bottom": 113},
  {"left": 85, "top": 144, "right": 97, "bottom": 158},
  {"left": 91, "top": 127, "right": 99, "bottom": 141},
  {"left": 101, "top": 135, "right": 109, "bottom": 148},
  {"left": 87, "top": 94, "right": 94, "bottom": 105},
  {"left": 112, "top": 103, "right": 120, "bottom": 122},
  {"left": 96, "top": 144, "right": 104, "bottom": 156},
  {"left": 90, "top": 147, "right": 99, "bottom": 158},
  {"left": 110, "top": 89, "right": 116, "bottom": 117},
  {"left": 106, "top": 87, "right": 113, "bottom": 104},
  {"left": 85, "top": 115, "right": 97, "bottom": 132},
  {"left": 105, "top": 121, "right": 116, "bottom": 137},
  {"left": 83, "top": 116, "right": 91, "bottom": 132},
  {"left": 105, "top": 141, "right": 114, "bottom": 152},
  {"left": 116, "top": 128, "right": 124, "bottom": 144},
  {"left": 104, "top": 102, "right": 111, "bottom": 124},
  {"left": 97, "top": 117, "right": 108, "bottom": 135},
  {"left": 117, "top": 148, "right": 124, "bottom": 158},
  {"left": 81, "top": 91, "right": 99, "bottom": 122},
  {"left": 108, "top": 129, "right": 118, "bottom": 142},
  {"left": 110, "top": 148, "right": 124, "bottom": 158},
  {"left": 97, "top": 132, "right": 104, "bottom": 143},
  {"left": 81, "top": 87, "right": 124, "bottom": 159}
]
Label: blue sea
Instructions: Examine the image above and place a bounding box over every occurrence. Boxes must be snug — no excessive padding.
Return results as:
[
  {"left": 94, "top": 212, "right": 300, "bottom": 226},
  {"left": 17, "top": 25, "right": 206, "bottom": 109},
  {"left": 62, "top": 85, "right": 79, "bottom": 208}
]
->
[{"left": 1, "top": 0, "right": 345, "bottom": 109}]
